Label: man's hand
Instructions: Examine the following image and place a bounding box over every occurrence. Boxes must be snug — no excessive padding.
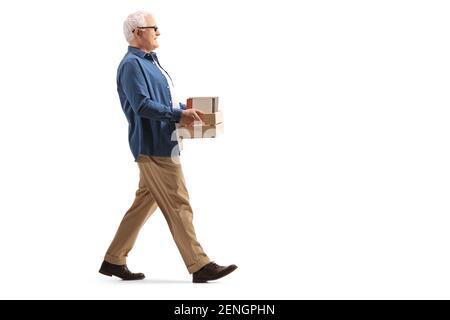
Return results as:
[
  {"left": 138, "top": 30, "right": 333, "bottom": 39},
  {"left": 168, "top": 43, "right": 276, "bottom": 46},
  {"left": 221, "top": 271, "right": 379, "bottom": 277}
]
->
[{"left": 179, "top": 109, "right": 205, "bottom": 126}]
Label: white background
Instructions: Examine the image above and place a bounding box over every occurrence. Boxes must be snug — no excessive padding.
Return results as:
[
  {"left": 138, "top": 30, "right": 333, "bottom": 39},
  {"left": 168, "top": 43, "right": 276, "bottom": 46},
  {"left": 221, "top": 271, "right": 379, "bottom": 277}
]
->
[{"left": 0, "top": 0, "right": 449, "bottom": 299}]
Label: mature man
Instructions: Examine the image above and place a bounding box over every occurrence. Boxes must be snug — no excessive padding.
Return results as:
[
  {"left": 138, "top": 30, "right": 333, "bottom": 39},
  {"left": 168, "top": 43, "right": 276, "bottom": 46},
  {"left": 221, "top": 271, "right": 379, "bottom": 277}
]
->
[{"left": 99, "top": 11, "right": 237, "bottom": 283}]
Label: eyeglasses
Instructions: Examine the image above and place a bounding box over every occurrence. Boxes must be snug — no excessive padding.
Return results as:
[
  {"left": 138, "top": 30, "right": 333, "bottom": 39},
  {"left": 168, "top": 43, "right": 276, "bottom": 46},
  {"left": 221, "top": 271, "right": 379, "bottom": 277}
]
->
[{"left": 132, "top": 26, "right": 159, "bottom": 33}]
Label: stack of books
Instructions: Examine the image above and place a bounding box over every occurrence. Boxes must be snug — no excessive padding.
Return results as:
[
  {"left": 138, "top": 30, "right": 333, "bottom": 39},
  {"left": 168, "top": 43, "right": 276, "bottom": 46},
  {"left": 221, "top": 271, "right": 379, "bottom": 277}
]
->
[{"left": 177, "top": 97, "right": 224, "bottom": 139}]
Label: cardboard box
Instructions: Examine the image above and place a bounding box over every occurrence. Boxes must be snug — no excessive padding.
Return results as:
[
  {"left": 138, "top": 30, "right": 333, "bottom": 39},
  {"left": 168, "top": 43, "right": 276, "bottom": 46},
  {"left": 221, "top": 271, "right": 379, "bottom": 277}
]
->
[
  {"left": 177, "top": 122, "right": 224, "bottom": 139},
  {"left": 202, "top": 111, "right": 223, "bottom": 126},
  {"left": 187, "top": 97, "right": 219, "bottom": 113}
]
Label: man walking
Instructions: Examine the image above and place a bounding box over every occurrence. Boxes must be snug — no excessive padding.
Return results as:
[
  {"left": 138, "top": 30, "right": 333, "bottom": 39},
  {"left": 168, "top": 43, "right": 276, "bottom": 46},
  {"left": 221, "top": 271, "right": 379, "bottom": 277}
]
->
[{"left": 99, "top": 11, "right": 237, "bottom": 283}]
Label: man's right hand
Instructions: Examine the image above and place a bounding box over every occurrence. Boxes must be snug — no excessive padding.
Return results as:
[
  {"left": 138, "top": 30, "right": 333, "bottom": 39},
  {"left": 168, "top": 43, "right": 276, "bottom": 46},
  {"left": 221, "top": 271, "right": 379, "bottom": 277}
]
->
[{"left": 179, "top": 109, "right": 205, "bottom": 126}]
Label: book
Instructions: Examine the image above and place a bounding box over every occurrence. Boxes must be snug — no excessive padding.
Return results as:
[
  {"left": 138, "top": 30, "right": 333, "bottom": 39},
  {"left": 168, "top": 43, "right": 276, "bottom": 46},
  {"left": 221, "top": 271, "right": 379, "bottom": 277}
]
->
[
  {"left": 186, "top": 97, "right": 219, "bottom": 113},
  {"left": 177, "top": 122, "right": 224, "bottom": 139},
  {"left": 202, "top": 111, "right": 223, "bottom": 126}
]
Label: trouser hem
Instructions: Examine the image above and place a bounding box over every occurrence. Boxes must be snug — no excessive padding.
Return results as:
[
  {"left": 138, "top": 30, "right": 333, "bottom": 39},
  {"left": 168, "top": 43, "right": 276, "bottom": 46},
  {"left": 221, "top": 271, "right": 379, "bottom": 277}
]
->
[
  {"left": 187, "top": 257, "right": 211, "bottom": 274},
  {"left": 104, "top": 253, "right": 126, "bottom": 265}
]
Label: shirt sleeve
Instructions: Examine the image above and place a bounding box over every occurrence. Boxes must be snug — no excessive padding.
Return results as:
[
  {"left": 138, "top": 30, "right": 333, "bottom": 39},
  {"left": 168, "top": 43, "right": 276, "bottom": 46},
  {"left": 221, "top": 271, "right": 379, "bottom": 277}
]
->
[
  {"left": 119, "top": 60, "right": 183, "bottom": 122},
  {"left": 179, "top": 102, "right": 187, "bottom": 110}
]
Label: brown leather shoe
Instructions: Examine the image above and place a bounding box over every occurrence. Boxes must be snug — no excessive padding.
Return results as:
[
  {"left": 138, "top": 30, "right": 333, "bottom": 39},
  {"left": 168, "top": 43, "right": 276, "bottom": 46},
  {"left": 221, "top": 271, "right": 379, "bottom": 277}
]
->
[
  {"left": 193, "top": 262, "right": 238, "bottom": 283},
  {"left": 99, "top": 260, "right": 145, "bottom": 281}
]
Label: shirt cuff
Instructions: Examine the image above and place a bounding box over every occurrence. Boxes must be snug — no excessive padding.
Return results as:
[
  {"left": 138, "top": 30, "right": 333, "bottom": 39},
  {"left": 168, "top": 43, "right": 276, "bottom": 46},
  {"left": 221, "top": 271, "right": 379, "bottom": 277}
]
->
[{"left": 171, "top": 108, "right": 183, "bottom": 122}]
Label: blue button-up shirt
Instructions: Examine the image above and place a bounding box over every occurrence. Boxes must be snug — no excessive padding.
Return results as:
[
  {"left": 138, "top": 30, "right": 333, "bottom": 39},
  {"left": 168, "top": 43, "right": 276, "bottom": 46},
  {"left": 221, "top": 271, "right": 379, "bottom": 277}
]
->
[{"left": 117, "top": 46, "right": 186, "bottom": 160}]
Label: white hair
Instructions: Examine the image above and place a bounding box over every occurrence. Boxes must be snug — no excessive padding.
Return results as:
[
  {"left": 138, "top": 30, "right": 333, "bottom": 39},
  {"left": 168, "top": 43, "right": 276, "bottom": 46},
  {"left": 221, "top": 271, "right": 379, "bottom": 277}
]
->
[{"left": 123, "top": 11, "right": 153, "bottom": 43}]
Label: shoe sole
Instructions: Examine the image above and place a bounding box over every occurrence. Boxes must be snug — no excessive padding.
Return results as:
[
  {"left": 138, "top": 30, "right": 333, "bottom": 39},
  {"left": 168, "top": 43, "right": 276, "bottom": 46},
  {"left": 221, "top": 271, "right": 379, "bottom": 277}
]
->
[
  {"left": 99, "top": 270, "right": 145, "bottom": 281},
  {"left": 193, "top": 265, "right": 238, "bottom": 283},
  {"left": 99, "top": 270, "right": 113, "bottom": 277}
]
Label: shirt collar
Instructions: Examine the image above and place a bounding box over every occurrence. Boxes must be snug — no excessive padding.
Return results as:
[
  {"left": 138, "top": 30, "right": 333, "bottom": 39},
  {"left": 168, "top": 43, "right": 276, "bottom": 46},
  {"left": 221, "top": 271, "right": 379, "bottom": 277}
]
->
[{"left": 128, "top": 46, "right": 158, "bottom": 62}]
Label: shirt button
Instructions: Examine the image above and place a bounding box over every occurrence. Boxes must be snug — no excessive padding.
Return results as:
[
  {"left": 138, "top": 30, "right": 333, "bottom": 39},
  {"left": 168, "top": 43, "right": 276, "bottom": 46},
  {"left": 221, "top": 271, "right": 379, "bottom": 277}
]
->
[{"left": 167, "top": 86, "right": 169, "bottom": 89}]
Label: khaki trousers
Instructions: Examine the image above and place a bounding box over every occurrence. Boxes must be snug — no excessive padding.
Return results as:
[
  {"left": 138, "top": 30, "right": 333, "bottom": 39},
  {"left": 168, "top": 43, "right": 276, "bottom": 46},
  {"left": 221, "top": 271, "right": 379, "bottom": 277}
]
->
[{"left": 104, "top": 155, "right": 210, "bottom": 274}]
